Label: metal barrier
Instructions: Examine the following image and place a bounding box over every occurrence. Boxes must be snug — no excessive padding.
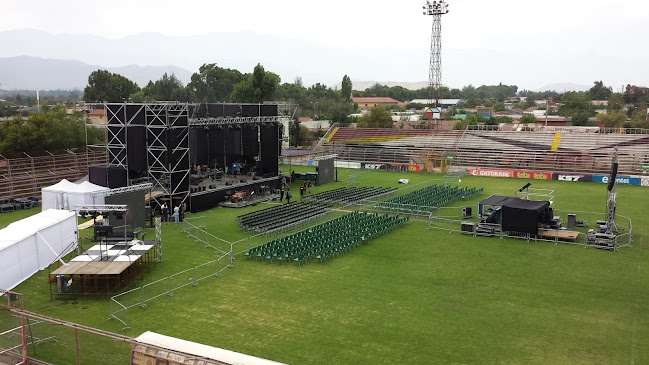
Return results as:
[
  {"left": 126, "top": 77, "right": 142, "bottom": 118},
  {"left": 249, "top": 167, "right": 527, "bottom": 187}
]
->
[{"left": 108, "top": 218, "right": 237, "bottom": 330}]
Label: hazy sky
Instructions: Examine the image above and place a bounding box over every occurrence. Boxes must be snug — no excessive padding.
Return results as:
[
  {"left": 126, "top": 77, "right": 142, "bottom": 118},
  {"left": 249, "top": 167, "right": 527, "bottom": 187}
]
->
[{"left": 1, "top": 0, "right": 648, "bottom": 90}]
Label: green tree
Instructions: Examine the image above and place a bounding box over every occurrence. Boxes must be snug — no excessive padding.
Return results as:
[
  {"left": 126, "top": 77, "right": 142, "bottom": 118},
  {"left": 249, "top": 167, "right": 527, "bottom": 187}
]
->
[
  {"left": 83, "top": 70, "right": 140, "bottom": 102},
  {"left": 230, "top": 63, "right": 280, "bottom": 103},
  {"left": 519, "top": 113, "right": 537, "bottom": 123},
  {"left": 187, "top": 63, "right": 243, "bottom": 102},
  {"left": 607, "top": 93, "right": 624, "bottom": 112},
  {"left": 341, "top": 75, "right": 352, "bottom": 103},
  {"left": 558, "top": 92, "right": 593, "bottom": 119},
  {"left": 141, "top": 73, "right": 188, "bottom": 101},
  {"left": 589, "top": 81, "right": 612, "bottom": 101},
  {"left": 597, "top": 111, "right": 627, "bottom": 128},
  {"left": 356, "top": 106, "right": 394, "bottom": 128}
]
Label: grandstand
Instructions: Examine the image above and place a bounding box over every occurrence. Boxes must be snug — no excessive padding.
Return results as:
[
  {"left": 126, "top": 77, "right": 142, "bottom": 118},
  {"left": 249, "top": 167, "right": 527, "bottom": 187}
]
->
[
  {"left": 237, "top": 202, "right": 330, "bottom": 233},
  {"left": 0, "top": 151, "right": 107, "bottom": 198},
  {"left": 323, "top": 126, "right": 649, "bottom": 175},
  {"left": 245, "top": 211, "right": 408, "bottom": 264}
]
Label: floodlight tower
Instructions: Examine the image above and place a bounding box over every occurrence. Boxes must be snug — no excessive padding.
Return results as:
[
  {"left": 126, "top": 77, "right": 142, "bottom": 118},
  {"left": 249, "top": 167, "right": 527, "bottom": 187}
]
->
[{"left": 423, "top": 0, "right": 450, "bottom": 113}]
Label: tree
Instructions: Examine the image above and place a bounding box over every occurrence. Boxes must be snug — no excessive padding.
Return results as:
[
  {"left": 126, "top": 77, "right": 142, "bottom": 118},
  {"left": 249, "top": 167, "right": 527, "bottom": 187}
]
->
[
  {"left": 607, "top": 93, "right": 624, "bottom": 112},
  {"left": 141, "top": 73, "right": 188, "bottom": 101},
  {"left": 83, "top": 70, "right": 140, "bottom": 102},
  {"left": 597, "top": 111, "right": 627, "bottom": 128},
  {"left": 341, "top": 75, "right": 352, "bottom": 103},
  {"left": 589, "top": 81, "right": 612, "bottom": 101},
  {"left": 187, "top": 63, "right": 243, "bottom": 102},
  {"left": 356, "top": 106, "right": 393, "bottom": 128},
  {"left": 0, "top": 105, "right": 102, "bottom": 156},
  {"left": 519, "top": 113, "right": 537, "bottom": 123},
  {"left": 230, "top": 63, "right": 280, "bottom": 103},
  {"left": 558, "top": 92, "right": 594, "bottom": 120}
]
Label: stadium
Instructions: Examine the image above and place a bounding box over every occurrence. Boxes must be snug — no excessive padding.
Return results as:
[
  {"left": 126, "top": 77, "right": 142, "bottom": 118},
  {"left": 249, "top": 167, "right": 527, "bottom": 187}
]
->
[{"left": 1, "top": 110, "right": 648, "bottom": 364}]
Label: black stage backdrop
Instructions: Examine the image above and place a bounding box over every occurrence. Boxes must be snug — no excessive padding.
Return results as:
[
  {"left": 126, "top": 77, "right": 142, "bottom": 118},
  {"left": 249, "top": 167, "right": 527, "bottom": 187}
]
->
[{"left": 260, "top": 124, "right": 279, "bottom": 175}]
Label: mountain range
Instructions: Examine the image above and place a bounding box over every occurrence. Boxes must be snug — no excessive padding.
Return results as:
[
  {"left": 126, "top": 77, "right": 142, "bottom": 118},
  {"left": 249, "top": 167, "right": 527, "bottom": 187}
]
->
[{"left": 0, "top": 56, "right": 192, "bottom": 90}]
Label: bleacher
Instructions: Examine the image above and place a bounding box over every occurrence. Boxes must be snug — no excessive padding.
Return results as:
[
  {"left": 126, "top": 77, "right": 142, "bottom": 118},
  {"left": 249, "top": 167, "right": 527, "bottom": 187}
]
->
[
  {"left": 323, "top": 127, "right": 649, "bottom": 175},
  {"left": 377, "top": 184, "right": 483, "bottom": 213},
  {"left": 0, "top": 151, "right": 107, "bottom": 199},
  {"left": 245, "top": 211, "right": 409, "bottom": 264},
  {"left": 302, "top": 187, "right": 396, "bottom": 206},
  {"left": 237, "top": 202, "right": 330, "bottom": 233}
]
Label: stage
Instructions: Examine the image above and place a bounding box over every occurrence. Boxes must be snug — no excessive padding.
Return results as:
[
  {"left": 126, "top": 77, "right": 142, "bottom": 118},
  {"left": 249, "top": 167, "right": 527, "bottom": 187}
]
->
[
  {"left": 49, "top": 239, "right": 160, "bottom": 298},
  {"left": 187, "top": 174, "right": 282, "bottom": 212}
]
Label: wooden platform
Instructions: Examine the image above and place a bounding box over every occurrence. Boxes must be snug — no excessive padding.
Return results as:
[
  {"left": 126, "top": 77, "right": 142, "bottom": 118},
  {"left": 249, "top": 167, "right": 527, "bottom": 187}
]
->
[
  {"left": 50, "top": 261, "right": 132, "bottom": 276},
  {"left": 537, "top": 228, "right": 580, "bottom": 242}
]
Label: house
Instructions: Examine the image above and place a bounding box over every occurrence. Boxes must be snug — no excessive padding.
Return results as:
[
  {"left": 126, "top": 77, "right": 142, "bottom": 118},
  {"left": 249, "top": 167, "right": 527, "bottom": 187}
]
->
[
  {"left": 352, "top": 97, "right": 402, "bottom": 110},
  {"left": 87, "top": 109, "right": 107, "bottom": 120}
]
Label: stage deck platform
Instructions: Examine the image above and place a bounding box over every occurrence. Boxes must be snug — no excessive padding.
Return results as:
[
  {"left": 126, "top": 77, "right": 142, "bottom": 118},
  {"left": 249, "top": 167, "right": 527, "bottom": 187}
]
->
[
  {"left": 49, "top": 240, "right": 159, "bottom": 298},
  {"left": 537, "top": 229, "right": 580, "bottom": 242}
]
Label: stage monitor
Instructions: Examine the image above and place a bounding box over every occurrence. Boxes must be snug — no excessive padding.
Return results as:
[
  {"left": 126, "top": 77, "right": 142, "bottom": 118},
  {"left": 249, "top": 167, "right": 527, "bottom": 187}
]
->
[{"left": 316, "top": 158, "right": 335, "bottom": 186}]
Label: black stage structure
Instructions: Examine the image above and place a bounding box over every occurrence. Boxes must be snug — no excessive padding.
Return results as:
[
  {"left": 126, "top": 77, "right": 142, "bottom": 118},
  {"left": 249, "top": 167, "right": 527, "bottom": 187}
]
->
[{"left": 100, "top": 102, "right": 283, "bottom": 212}]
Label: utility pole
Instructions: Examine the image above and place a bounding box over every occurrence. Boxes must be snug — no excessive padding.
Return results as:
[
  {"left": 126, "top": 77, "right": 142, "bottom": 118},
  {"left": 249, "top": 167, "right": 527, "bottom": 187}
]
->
[{"left": 423, "top": 0, "right": 450, "bottom": 122}]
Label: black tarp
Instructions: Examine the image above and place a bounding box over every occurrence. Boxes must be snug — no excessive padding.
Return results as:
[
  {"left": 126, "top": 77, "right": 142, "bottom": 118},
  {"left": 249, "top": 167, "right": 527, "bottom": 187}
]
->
[
  {"left": 501, "top": 198, "right": 550, "bottom": 234},
  {"left": 479, "top": 195, "right": 515, "bottom": 206}
]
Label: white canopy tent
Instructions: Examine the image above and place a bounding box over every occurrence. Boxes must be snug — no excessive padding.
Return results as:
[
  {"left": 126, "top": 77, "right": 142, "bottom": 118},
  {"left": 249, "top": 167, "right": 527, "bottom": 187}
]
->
[
  {"left": 41, "top": 180, "right": 109, "bottom": 211},
  {"left": 0, "top": 209, "right": 77, "bottom": 291}
]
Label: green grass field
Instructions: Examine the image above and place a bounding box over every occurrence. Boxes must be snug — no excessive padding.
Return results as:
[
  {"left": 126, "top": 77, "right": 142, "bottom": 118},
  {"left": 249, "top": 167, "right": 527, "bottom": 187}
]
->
[{"left": 4, "top": 167, "right": 649, "bottom": 364}]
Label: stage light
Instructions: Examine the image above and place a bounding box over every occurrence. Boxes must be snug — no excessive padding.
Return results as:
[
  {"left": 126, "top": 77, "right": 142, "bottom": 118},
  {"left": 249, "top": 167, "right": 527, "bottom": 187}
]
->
[{"left": 519, "top": 183, "right": 531, "bottom": 192}]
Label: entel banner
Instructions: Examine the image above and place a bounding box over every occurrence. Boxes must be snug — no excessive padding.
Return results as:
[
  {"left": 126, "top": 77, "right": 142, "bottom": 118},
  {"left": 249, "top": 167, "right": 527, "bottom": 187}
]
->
[
  {"left": 514, "top": 170, "right": 553, "bottom": 180},
  {"left": 591, "top": 175, "right": 641, "bottom": 185},
  {"left": 469, "top": 168, "right": 514, "bottom": 178}
]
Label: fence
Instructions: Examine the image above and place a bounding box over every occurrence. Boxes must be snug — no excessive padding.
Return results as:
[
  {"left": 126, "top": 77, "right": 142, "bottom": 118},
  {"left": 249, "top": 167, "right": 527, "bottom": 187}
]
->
[
  {"left": 426, "top": 210, "right": 633, "bottom": 251},
  {"left": 108, "top": 217, "right": 236, "bottom": 330}
]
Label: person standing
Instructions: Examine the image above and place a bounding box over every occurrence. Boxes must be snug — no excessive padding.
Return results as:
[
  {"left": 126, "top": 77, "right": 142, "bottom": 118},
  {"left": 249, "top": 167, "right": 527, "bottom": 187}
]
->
[
  {"left": 299, "top": 184, "right": 305, "bottom": 201},
  {"left": 286, "top": 189, "right": 292, "bottom": 204},
  {"left": 161, "top": 203, "right": 169, "bottom": 222},
  {"left": 173, "top": 205, "right": 180, "bottom": 224},
  {"left": 181, "top": 202, "right": 187, "bottom": 221},
  {"left": 280, "top": 184, "right": 285, "bottom": 202}
]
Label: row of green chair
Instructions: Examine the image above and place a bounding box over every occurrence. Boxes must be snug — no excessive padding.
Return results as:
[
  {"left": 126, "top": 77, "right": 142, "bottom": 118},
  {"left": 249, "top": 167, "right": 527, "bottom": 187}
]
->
[
  {"left": 377, "top": 185, "right": 483, "bottom": 211},
  {"left": 244, "top": 212, "right": 409, "bottom": 265}
]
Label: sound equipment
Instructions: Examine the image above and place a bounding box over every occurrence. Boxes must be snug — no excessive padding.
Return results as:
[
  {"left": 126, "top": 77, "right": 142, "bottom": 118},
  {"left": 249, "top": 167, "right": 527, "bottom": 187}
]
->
[
  {"left": 462, "top": 206, "right": 472, "bottom": 219},
  {"left": 461, "top": 222, "right": 475, "bottom": 234},
  {"left": 607, "top": 162, "right": 618, "bottom": 191},
  {"left": 567, "top": 214, "right": 576, "bottom": 230}
]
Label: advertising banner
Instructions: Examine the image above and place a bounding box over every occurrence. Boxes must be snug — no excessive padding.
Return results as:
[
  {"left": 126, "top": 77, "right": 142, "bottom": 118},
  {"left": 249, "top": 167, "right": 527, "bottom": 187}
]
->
[
  {"left": 514, "top": 170, "right": 552, "bottom": 180},
  {"left": 469, "top": 168, "right": 514, "bottom": 178},
  {"left": 642, "top": 177, "right": 649, "bottom": 187},
  {"left": 553, "top": 173, "right": 592, "bottom": 182},
  {"left": 591, "top": 175, "right": 641, "bottom": 185}
]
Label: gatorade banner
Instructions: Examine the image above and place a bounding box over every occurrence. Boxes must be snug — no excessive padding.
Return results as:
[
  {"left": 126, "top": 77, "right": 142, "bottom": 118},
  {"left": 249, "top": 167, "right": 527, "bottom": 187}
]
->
[{"left": 469, "top": 168, "right": 514, "bottom": 178}]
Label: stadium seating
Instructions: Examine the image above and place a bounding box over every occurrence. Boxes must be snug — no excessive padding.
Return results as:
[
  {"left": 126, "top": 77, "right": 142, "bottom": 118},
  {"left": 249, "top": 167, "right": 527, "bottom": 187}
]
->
[{"left": 244, "top": 211, "right": 409, "bottom": 265}]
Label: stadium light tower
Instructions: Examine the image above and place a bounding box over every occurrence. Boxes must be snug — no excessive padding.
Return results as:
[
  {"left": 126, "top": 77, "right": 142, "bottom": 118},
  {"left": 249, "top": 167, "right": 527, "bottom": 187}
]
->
[{"left": 423, "top": 0, "right": 450, "bottom": 115}]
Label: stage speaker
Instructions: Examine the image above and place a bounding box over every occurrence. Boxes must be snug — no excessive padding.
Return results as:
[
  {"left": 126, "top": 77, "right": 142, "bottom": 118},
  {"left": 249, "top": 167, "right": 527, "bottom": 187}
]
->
[
  {"left": 461, "top": 222, "right": 475, "bottom": 234},
  {"left": 462, "top": 206, "right": 472, "bottom": 219}
]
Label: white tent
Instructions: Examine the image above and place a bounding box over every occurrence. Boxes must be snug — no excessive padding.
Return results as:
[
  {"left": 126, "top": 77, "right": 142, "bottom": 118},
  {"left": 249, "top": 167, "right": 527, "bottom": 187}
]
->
[
  {"left": 0, "top": 209, "right": 77, "bottom": 291},
  {"left": 41, "top": 180, "right": 109, "bottom": 211}
]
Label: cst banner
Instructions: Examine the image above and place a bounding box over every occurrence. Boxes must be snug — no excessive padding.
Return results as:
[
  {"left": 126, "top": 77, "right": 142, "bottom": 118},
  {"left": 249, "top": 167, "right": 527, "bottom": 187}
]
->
[
  {"left": 591, "top": 175, "right": 641, "bottom": 185},
  {"left": 468, "top": 168, "right": 514, "bottom": 178},
  {"left": 552, "top": 173, "right": 593, "bottom": 182},
  {"left": 513, "top": 170, "right": 553, "bottom": 180}
]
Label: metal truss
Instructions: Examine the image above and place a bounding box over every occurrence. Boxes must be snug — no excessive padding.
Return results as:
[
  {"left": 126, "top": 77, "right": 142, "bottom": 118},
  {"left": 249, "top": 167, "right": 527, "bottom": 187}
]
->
[
  {"left": 146, "top": 103, "right": 190, "bottom": 208},
  {"left": 89, "top": 183, "right": 153, "bottom": 198},
  {"left": 105, "top": 104, "right": 146, "bottom": 171},
  {"left": 72, "top": 204, "right": 128, "bottom": 212},
  {"left": 188, "top": 116, "right": 282, "bottom": 126},
  {"left": 312, "top": 154, "right": 339, "bottom": 161}
]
